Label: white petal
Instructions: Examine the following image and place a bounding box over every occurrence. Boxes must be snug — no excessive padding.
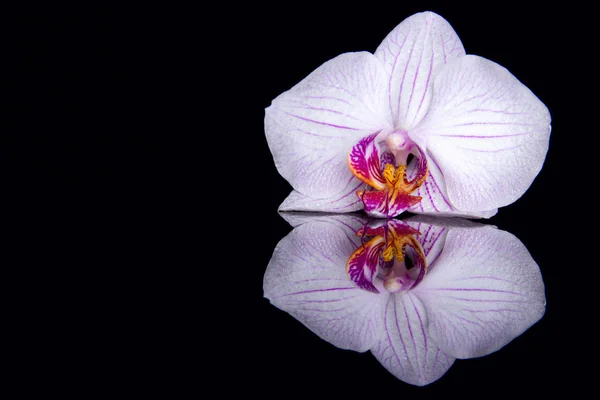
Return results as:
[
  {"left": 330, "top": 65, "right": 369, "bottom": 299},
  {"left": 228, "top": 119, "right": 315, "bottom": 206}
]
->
[
  {"left": 279, "top": 183, "right": 364, "bottom": 214},
  {"left": 264, "top": 218, "right": 386, "bottom": 352},
  {"left": 405, "top": 217, "right": 450, "bottom": 271},
  {"left": 412, "top": 225, "right": 546, "bottom": 359},
  {"left": 371, "top": 293, "right": 455, "bottom": 386},
  {"left": 265, "top": 52, "right": 393, "bottom": 201},
  {"left": 375, "top": 11, "right": 465, "bottom": 130},
  {"left": 412, "top": 55, "right": 551, "bottom": 211},
  {"left": 409, "top": 154, "right": 497, "bottom": 218}
]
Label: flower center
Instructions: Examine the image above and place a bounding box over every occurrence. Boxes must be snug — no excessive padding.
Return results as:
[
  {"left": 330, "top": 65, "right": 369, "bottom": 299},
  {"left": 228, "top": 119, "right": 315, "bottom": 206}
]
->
[
  {"left": 385, "top": 129, "right": 414, "bottom": 166},
  {"left": 346, "top": 220, "right": 427, "bottom": 293},
  {"left": 347, "top": 132, "right": 429, "bottom": 218}
]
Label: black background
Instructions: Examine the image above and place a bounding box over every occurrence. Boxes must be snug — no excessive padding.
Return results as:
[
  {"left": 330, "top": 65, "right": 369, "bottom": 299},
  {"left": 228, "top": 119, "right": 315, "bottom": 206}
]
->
[{"left": 2, "top": 2, "right": 590, "bottom": 397}]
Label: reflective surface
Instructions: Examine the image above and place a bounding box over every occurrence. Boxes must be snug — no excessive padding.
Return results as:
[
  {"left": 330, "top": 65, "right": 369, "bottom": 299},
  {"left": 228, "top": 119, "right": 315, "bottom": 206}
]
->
[{"left": 264, "top": 213, "right": 545, "bottom": 386}]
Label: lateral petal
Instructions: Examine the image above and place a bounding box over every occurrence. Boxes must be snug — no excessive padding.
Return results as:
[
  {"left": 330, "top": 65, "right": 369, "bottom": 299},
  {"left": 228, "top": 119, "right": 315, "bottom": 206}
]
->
[
  {"left": 412, "top": 225, "right": 546, "bottom": 359},
  {"left": 411, "top": 55, "right": 551, "bottom": 211},
  {"left": 266, "top": 52, "right": 393, "bottom": 201},
  {"left": 264, "top": 218, "right": 387, "bottom": 352}
]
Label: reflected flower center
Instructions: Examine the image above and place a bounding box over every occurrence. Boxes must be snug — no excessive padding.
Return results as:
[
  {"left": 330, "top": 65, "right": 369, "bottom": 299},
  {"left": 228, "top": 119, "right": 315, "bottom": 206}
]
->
[{"left": 346, "top": 219, "right": 427, "bottom": 293}]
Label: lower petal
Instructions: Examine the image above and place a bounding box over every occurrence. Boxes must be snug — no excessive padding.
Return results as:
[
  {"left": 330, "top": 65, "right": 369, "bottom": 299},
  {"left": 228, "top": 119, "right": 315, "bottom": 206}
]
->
[
  {"left": 357, "top": 190, "right": 388, "bottom": 217},
  {"left": 264, "top": 218, "right": 387, "bottom": 352},
  {"left": 412, "top": 225, "right": 546, "bottom": 359},
  {"left": 404, "top": 217, "right": 450, "bottom": 271},
  {"left": 358, "top": 185, "right": 422, "bottom": 219},
  {"left": 371, "top": 293, "right": 455, "bottom": 386},
  {"left": 279, "top": 181, "right": 366, "bottom": 213}
]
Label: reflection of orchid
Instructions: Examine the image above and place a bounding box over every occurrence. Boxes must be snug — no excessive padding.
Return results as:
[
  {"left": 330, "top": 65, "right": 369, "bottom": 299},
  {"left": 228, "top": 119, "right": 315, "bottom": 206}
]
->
[
  {"left": 265, "top": 12, "right": 550, "bottom": 218},
  {"left": 263, "top": 214, "right": 545, "bottom": 386}
]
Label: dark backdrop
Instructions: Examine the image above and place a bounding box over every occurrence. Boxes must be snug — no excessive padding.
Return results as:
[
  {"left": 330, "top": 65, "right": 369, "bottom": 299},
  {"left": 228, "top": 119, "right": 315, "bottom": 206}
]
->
[{"left": 2, "top": 2, "right": 588, "bottom": 397}]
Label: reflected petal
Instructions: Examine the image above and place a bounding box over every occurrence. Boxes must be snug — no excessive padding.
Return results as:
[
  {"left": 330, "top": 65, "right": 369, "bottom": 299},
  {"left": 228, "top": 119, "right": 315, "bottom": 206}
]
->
[
  {"left": 346, "top": 235, "right": 386, "bottom": 293},
  {"left": 264, "top": 216, "right": 386, "bottom": 352},
  {"left": 412, "top": 224, "right": 546, "bottom": 358},
  {"left": 405, "top": 215, "right": 484, "bottom": 270},
  {"left": 371, "top": 293, "right": 455, "bottom": 386}
]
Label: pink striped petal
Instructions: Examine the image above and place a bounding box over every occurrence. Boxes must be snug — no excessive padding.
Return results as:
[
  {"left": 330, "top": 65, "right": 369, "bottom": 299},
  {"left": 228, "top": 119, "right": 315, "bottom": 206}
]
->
[
  {"left": 411, "top": 55, "right": 551, "bottom": 212},
  {"left": 265, "top": 52, "right": 393, "bottom": 202},
  {"left": 375, "top": 12, "right": 465, "bottom": 130},
  {"left": 409, "top": 154, "right": 498, "bottom": 218},
  {"left": 412, "top": 225, "right": 546, "bottom": 359},
  {"left": 371, "top": 293, "right": 455, "bottom": 386},
  {"left": 279, "top": 182, "right": 365, "bottom": 214},
  {"left": 404, "top": 215, "right": 490, "bottom": 273},
  {"left": 264, "top": 217, "right": 386, "bottom": 352}
]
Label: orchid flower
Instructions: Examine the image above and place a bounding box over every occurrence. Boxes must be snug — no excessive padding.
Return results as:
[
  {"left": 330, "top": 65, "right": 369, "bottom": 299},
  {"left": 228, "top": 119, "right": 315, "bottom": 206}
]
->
[
  {"left": 265, "top": 12, "right": 551, "bottom": 218},
  {"left": 263, "top": 214, "right": 545, "bottom": 385}
]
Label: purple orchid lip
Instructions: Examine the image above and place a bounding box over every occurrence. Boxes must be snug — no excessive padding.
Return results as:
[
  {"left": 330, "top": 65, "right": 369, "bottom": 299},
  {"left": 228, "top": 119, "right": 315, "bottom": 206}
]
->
[
  {"left": 348, "top": 133, "right": 428, "bottom": 218},
  {"left": 349, "top": 219, "right": 427, "bottom": 293},
  {"left": 264, "top": 212, "right": 546, "bottom": 386},
  {"left": 345, "top": 235, "right": 385, "bottom": 293}
]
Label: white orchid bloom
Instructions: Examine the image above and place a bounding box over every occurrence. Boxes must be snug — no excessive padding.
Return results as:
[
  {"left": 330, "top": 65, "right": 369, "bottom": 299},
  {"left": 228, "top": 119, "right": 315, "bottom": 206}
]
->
[{"left": 265, "top": 12, "right": 550, "bottom": 218}]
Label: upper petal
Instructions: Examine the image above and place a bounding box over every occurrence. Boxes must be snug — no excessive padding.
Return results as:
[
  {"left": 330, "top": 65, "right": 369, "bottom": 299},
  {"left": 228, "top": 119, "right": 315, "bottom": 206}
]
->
[
  {"left": 265, "top": 52, "right": 393, "bottom": 203},
  {"left": 264, "top": 217, "right": 387, "bottom": 352},
  {"left": 411, "top": 55, "right": 551, "bottom": 211},
  {"left": 375, "top": 11, "right": 465, "bottom": 130},
  {"left": 412, "top": 225, "right": 546, "bottom": 359},
  {"left": 371, "top": 293, "right": 455, "bottom": 386}
]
